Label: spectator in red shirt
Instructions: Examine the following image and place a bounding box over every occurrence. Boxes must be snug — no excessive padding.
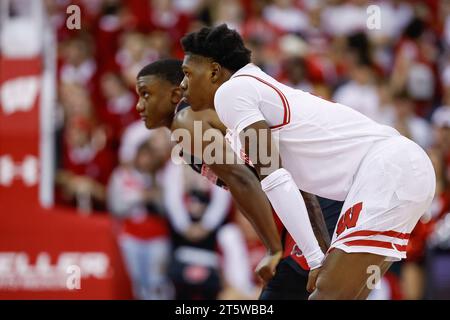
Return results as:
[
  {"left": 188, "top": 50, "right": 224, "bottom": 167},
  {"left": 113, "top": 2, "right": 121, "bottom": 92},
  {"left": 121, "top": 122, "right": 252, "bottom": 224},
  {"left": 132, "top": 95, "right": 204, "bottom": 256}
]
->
[
  {"left": 98, "top": 72, "right": 139, "bottom": 149},
  {"left": 56, "top": 115, "right": 115, "bottom": 212}
]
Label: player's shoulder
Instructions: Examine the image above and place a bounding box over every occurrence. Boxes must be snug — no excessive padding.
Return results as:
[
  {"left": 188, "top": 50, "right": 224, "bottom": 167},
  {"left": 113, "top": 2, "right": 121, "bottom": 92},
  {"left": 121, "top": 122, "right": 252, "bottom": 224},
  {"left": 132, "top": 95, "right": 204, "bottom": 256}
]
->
[
  {"left": 216, "top": 65, "right": 271, "bottom": 102},
  {"left": 218, "top": 65, "right": 260, "bottom": 90},
  {"left": 215, "top": 77, "right": 259, "bottom": 110},
  {"left": 218, "top": 73, "right": 256, "bottom": 92},
  {"left": 171, "top": 106, "right": 218, "bottom": 133},
  {"left": 172, "top": 106, "right": 194, "bottom": 130}
]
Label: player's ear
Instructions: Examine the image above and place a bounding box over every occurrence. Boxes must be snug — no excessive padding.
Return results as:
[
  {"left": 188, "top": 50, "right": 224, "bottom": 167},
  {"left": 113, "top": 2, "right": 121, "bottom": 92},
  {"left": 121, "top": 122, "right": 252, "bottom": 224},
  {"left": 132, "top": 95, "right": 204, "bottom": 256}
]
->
[
  {"left": 171, "top": 86, "right": 183, "bottom": 104},
  {"left": 211, "top": 62, "right": 221, "bottom": 83}
]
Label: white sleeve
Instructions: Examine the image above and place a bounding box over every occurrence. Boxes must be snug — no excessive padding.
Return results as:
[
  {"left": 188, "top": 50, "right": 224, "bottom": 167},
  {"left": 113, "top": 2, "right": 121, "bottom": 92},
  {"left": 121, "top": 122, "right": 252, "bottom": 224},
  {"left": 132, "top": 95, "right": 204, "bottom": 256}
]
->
[
  {"left": 214, "top": 78, "right": 265, "bottom": 133},
  {"left": 162, "top": 162, "right": 191, "bottom": 233},
  {"left": 217, "top": 223, "right": 256, "bottom": 296},
  {"left": 261, "top": 168, "right": 325, "bottom": 269},
  {"left": 200, "top": 185, "right": 232, "bottom": 231}
]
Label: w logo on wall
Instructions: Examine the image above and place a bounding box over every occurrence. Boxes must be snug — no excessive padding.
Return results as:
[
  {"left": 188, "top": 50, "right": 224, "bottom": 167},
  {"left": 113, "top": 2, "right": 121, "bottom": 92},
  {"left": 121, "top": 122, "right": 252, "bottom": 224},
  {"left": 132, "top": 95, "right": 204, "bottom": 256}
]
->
[
  {"left": 0, "top": 155, "right": 39, "bottom": 187},
  {"left": 0, "top": 76, "right": 40, "bottom": 115},
  {"left": 0, "top": 54, "right": 43, "bottom": 202}
]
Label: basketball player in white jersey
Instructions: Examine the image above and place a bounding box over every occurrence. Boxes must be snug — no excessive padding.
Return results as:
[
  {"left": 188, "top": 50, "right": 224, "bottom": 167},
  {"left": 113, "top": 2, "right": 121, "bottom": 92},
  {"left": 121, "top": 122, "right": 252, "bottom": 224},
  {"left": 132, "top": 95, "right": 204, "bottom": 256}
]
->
[
  {"left": 179, "top": 24, "right": 436, "bottom": 299},
  {"left": 134, "top": 59, "right": 337, "bottom": 299}
]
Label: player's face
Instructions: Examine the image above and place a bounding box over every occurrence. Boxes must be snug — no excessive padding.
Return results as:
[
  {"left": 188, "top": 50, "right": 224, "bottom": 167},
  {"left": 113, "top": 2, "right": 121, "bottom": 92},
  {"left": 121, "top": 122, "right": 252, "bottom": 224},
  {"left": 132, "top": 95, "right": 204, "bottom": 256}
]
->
[
  {"left": 180, "top": 54, "right": 217, "bottom": 111},
  {"left": 135, "top": 75, "right": 178, "bottom": 129}
]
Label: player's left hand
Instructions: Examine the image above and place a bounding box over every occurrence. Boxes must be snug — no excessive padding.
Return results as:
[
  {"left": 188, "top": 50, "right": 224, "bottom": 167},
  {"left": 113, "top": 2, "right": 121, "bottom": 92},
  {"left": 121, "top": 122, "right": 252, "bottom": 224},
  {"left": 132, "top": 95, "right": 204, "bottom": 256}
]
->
[
  {"left": 255, "top": 251, "right": 282, "bottom": 285},
  {"left": 307, "top": 267, "right": 321, "bottom": 293}
]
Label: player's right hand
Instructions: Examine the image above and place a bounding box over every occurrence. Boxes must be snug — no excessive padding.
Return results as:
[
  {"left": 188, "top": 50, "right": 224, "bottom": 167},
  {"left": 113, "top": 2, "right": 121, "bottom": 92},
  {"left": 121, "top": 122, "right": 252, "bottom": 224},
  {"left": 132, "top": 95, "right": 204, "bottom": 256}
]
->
[
  {"left": 255, "top": 251, "right": 282, "bottom": 285},
  {"left": 307, "top": 267, "right": 321, "bottom": 293}
]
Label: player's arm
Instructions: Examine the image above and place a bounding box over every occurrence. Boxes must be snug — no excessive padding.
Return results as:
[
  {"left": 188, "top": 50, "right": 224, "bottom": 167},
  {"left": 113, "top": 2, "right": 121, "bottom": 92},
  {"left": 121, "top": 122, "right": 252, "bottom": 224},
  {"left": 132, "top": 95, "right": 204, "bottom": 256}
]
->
[
  {"left": 207, "top": 108, "right": 331, "bottom": 252},
  {"left": 209, "top": 160, "right": 283, "bottom": 255},
  {"left": 301, "top": 191, "right": 330, "bottom": 252},
  {"left": 171, "top": 110, "right": 282, "bottom": 256},
  {"left": 241, "top": 120, "right": 325, "bottom": 269},
  {"left": 214, "top": 79, "right": 325, "bottom": 274}
]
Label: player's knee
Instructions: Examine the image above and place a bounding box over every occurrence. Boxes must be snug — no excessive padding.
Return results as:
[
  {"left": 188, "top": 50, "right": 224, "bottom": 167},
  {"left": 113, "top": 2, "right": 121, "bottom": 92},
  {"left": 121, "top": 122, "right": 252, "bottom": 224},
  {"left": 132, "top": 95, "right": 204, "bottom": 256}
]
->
[
  {"left": 308, "top": 279, "right": 336, "bottom": 300},
  {"left": 308, "top": 284, "right": 342, "bottom": 300},
  {"left": 308, "top": 287, "right": 333, "bottom": 300},
  {"left": 308, "top": 282, "right": 359, "bottom": 300},
  {"left": 309, "top": 288, "right": 357, "bottom": 300}
]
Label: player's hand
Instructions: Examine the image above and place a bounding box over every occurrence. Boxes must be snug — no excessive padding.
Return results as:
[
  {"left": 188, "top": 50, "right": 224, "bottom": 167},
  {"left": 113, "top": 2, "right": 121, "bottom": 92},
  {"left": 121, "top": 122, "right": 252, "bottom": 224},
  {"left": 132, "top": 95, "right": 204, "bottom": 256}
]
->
[
  {"left": 307, "top": 267, "right": 321, "bottom": 293},
  {"left": 255, "top": 250, "right": 282, "bottom": 285}
]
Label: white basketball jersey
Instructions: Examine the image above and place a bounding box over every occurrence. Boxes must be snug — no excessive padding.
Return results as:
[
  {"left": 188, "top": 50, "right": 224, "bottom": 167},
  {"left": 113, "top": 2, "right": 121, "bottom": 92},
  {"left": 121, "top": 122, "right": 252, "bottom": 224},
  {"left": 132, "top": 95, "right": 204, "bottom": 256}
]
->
[{"left": 215, "top": 63, "right": 400, "bottom": 201}]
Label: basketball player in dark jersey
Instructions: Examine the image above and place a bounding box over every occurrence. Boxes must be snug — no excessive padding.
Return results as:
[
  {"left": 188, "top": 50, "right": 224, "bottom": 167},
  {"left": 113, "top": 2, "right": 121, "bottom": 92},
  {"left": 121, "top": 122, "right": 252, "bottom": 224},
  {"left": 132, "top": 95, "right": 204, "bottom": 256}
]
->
[{"left": 135, "top": 59, "right": 342, "bottom": 299}]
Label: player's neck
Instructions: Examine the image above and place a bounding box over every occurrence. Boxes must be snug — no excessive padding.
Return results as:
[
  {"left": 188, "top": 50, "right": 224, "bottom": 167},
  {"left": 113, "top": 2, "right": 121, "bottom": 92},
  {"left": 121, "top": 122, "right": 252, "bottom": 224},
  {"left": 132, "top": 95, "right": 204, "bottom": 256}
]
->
[
  {"left": 167, "top": 99, "right": 189, "bottom": 128},
  {"left": 220, "top": 68, "right": 233, "bottom": 84},
  {"left": 165, "top": 118, "right": 174, "bottom": 129},
  {"left": 213, "top": 70, "right": 233, "bottom": 96}
]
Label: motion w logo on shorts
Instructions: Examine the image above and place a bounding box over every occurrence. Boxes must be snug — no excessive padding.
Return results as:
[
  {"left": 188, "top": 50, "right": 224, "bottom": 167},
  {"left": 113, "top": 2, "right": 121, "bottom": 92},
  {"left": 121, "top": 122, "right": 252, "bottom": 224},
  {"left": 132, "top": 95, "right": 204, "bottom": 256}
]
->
[{"left": 336, "top": 202, "right": 363, "bottom": 237}]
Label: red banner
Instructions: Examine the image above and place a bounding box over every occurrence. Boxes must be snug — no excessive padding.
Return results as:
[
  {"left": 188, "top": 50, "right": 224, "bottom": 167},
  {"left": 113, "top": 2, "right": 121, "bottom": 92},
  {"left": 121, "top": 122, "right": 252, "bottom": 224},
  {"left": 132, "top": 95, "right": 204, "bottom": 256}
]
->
[
  {"left": 0, "top": 54, "right": 132, "bottom": 299},
  {"left": 0, "top": 56, "right": 41, "bottom": 203}
]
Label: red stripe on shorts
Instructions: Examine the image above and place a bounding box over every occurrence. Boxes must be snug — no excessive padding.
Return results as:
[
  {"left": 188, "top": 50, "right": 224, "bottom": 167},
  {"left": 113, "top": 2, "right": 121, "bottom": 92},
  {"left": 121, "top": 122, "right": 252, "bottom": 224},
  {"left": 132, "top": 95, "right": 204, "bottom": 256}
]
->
[
  {"left": 337, "top": 230, "right": 410, "bottom": 242},
  {"left": 342, "top": 239, "right": 407, "bottom": 252}
]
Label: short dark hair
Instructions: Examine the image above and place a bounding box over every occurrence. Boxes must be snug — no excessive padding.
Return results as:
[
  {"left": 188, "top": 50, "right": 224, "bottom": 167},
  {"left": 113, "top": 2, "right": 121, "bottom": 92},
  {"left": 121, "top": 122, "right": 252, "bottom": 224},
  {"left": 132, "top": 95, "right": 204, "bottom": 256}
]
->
[
  {"left": 181, "top": 24, "right": 251, "bottom": 72},
  {"left": 137, "top": 59, "right": 184, "bottom": 85}
]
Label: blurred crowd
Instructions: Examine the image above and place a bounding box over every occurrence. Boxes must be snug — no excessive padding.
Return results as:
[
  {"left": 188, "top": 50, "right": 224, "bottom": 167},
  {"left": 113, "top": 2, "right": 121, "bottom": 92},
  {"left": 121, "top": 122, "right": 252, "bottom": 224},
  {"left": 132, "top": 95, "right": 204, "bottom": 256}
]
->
[{"left": 35, "top": 0, "right": 450, "bottom": 299}]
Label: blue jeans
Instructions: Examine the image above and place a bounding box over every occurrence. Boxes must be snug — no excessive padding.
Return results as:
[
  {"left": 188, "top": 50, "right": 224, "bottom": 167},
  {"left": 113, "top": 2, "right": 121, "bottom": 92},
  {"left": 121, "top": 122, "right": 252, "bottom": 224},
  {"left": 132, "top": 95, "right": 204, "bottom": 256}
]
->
[{"left": 118, "top": 234, "right": 173, "bottom": 300}]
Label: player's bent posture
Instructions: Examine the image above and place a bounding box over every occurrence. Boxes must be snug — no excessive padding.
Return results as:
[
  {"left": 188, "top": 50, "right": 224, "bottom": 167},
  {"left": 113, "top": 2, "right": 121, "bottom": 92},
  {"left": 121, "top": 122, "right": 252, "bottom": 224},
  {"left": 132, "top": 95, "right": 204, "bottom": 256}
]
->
[
  {"left": 135, "top": 59, "right": 342, "bottom": 299},
  {"left": 179, "top": 24, "right": 436, "bottom": 299}
]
